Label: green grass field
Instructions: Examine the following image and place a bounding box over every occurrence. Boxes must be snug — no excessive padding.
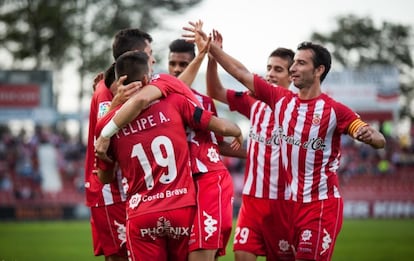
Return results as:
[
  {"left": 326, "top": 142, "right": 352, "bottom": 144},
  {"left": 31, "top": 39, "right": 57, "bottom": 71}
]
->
[{"left": 0, "top": 219, "right": 413, "bottom": 261}]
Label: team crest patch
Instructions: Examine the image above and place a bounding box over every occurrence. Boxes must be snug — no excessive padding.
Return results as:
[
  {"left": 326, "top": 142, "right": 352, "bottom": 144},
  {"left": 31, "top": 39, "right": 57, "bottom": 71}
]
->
[
  {"left": 98, "top": 101, "right": 111, "bottom": 118},
  {"left": 312, "top": 114, "right": 321, "bottom": 125},
  {"left": 207, "top": 146, "right": 220, "bottom": 163}
]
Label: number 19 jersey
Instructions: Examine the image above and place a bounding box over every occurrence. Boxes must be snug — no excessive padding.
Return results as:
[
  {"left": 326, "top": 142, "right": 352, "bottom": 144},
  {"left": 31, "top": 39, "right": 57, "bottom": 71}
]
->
[{"left": 96, "top": 93, "right": 214, "bottom": 219}]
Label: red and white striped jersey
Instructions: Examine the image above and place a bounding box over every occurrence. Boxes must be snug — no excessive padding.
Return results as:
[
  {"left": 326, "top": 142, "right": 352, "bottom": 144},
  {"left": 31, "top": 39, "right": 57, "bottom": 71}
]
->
[
  {"left": 253, "top": 75, "right": 359, "bottom": 203},
  {"left": 84, "top": 80, "right": 126, "bottom": 207},
  {"left": 227, "top": 89, "right": 290, "bottom": 200}
]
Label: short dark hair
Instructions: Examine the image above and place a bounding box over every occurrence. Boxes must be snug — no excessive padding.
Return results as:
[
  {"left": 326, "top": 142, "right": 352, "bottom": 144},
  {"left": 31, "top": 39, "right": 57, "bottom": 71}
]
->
[
  {"left": 112, "top": 28, "right": 152, "bottom": 60},
  {"left": 297, "top": 41, "right": 331, "bottom": 82},
  {"left": 269, "top": 47, "right": 295, "bottom": 68},
  {"left": 115, "top": 51, "right": 149, "bottom": 85},
  {"left": 168, "top": 39, "right": 195, "bottom": 59},
  {"left": 104, "top": 63, "right": 116, "bottom": 88}
]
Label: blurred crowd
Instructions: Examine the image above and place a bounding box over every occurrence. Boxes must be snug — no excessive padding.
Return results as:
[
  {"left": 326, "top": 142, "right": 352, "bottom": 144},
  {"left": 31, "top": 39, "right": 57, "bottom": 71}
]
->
[
  {"left": 0, "top": 124, "right": 85, "bottom": 203},
  {"left": 0, "top": 123, "right": 410, "bottom": 205}
]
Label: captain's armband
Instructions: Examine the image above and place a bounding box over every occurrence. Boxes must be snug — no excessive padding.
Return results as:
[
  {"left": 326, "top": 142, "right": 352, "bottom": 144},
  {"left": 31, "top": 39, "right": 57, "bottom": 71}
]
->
[{"left": 347, "top": 119, "right": 368, "bottom": 138}]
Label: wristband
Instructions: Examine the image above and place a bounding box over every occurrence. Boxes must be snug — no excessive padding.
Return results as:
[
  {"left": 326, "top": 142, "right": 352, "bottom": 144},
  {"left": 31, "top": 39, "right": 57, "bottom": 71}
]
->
[{"left": 101, "top": 119, "right": 120, "bottom": 138}]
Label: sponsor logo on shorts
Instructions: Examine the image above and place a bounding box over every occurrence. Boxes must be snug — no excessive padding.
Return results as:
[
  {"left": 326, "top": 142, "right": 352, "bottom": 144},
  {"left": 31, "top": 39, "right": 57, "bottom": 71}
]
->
[
  {"left": 320, "top": 228, "right": 332, "bottom": 255},
  {"left": 203, "top": 211, "right": 218, "bottom": 241},
  {"left": 298, "top": 247, "right": 312, "bottom": 253},
  {"left": 140, "top": 216, "right": 190, "bottom": 240},
  {"left": 279, "top": 239, "right": 290, "bottom": 252},
  {"left": 301, "top": 229, "right": 312, "bottom": 241},
  {"left": 114, "top": 219, "right": 126, "bottom": 247},
  {"left": 298, "top": 229, "right": 314, "bottom": 255}
]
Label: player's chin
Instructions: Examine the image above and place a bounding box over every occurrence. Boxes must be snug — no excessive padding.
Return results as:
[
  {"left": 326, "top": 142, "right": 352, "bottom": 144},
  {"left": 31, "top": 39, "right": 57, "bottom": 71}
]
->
[{"left": 266, "top": 79, "right": 278, "bottom": 85}]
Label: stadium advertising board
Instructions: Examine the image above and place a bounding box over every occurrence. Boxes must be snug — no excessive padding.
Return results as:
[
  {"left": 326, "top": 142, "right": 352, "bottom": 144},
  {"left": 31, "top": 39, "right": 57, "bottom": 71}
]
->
[
  {"left": 322, "top": 65, "right": 399, "bottom": 121},
  {"left": 0, "top": 70, "right": 56, "bottom": 123},
  {"left": 344, "top": 200, "right": 414, "bottom": 218}
]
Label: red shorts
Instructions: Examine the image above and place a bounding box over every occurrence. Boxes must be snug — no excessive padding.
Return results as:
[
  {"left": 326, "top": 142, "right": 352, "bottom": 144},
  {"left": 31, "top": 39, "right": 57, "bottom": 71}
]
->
[
  {"left": 90, "top": 201, "right": 127, "bottom": 258},
  {"left": 292, "top": 198, "right": 343, "bottom": 261},
  {"left": 126, "top": 206, "right": 196, "bottom": 261},
  {"left": 188, "top": 170, "right": 234, "bottom": 256},
  {"left": 233, "top": 195, "right": 295, "bottom": 261}
]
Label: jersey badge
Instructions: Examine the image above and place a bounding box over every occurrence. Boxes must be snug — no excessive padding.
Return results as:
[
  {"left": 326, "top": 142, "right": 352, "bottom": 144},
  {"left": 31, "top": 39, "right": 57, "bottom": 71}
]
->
[
  {"left": 312, "top": 114, "right": 321, "bottom": 126},
  {"left": 98, "top": 101, "right": 111, "bottom": 119},
  {"left": 207, "top": 146, "right": 220, "bottom": 163}
]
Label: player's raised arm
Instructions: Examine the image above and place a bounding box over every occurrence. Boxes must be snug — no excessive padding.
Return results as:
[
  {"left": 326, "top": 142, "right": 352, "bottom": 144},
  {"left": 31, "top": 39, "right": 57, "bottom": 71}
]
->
[
  {"left": 177, "top": 21, "right": 211, "bottom": 87},
  {"left": 206, "top": 29, "right": 229, "bottom": 104}
]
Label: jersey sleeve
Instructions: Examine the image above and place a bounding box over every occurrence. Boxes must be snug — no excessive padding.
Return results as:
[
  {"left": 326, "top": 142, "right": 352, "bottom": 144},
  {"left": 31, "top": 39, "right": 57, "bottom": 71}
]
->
[
  {"left": 169, "top": 94, "right": 213, "bottom": 130},
  {"left": 331, "top": 98, "right": 360, "bottom": 134},
  {"left": 149, "top": 74, "right": 202, "bottom": 107},
  {"left": 253, "top": 74, "right": 289, "bottom": 110},
  {"left": 84, "top": 81, "right": 113, "bottom": 184},
  {"left": 227, "top": 89, "right": 256, "bottom": 118},
  {"left": 94, "top": 80, "right": 113, "bottom": 119}
]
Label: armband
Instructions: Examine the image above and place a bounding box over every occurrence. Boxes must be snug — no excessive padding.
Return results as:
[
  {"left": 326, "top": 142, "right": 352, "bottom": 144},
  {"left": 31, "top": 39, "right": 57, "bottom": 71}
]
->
[
  {"left": 348, "top": 119, "right": 368, "bottom": 138},
  {"left": 101, "top": 119, "right": 120, "bottom": 138}
]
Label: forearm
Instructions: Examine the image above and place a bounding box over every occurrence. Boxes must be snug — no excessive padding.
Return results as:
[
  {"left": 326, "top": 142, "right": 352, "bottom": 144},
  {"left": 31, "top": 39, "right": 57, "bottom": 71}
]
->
[
  {"left": 178, "top": 51, "right": 206, "bottom": 87},
  {"left": 100, "top": 95, "right": 148, "bottom": 139},
  {"left": 208, "top": 116, "right": 241, "bottom": 137},
  {"left": 206, "top": 57, "right": 228, "bottom": 104},
  {"left": 112, "top": 94, "right": 148, "bottom": 128},
  {"left": 101, "top": 86, "right": 162, "bottom": 138}
]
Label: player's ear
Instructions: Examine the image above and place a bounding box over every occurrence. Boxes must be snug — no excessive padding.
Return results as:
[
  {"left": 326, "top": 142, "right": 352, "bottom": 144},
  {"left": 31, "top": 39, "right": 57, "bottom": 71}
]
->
[{"left": 142, "top": 74, "right": 149, "bottom": 85}]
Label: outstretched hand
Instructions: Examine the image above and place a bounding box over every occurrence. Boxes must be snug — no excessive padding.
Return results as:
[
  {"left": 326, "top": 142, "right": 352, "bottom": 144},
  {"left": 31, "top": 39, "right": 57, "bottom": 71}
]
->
[
  {"left": 182, "top": 20, "right": 209, "bottom": 51},
  {"left": 211, "top": 29, "right": 223, "bottom": 49},
  {"left": 198, "top": 36, "right": 212, "bottom": 56}
]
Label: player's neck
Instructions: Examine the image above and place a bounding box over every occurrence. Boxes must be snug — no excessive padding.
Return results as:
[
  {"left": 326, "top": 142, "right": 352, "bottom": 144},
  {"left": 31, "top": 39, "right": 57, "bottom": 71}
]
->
[{"left": 298, "top": 84, "right": 321, "bottom": 100}]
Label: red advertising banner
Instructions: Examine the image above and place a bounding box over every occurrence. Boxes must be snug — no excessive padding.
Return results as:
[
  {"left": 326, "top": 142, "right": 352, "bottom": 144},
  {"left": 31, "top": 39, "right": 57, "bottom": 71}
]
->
[{"left": 0, "top": 84, "right": 40, "bottom": 108}]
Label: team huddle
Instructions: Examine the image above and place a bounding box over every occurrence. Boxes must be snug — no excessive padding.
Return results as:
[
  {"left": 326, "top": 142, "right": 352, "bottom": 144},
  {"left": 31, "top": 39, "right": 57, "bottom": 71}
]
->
[{"left": 84, "top": 20, "right": 386, "bottom": 261}]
